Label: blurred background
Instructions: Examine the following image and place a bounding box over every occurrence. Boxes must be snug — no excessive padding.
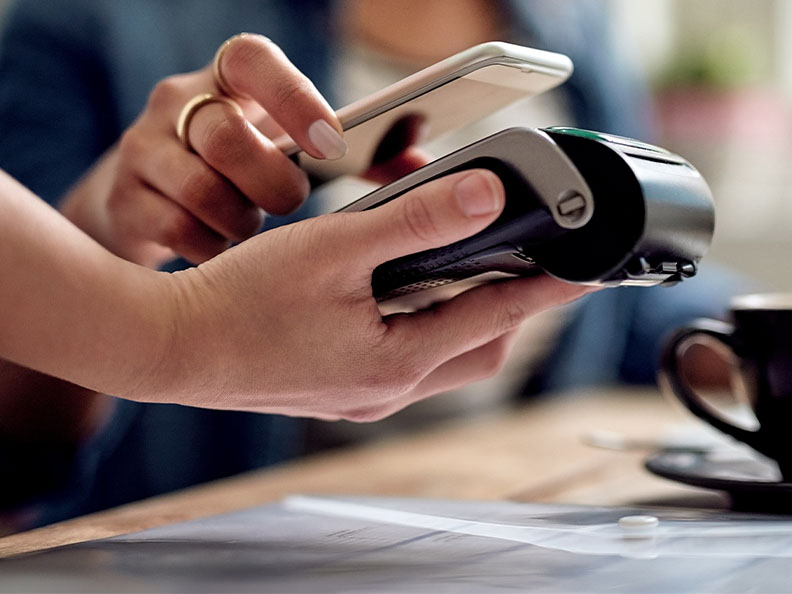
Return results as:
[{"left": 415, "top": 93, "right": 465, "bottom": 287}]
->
[
  {"left": 1, "top": 0, "right": 789, "bottom": 288},
  {"left": 338, "top": 0, "right": 792, "bottom": 291},
  {"left": 380, "top": 0, "right": 792, "bottom": 292},
  {"left": 611, "top": 0, "right": 792, "bottom": 291},
  {"left": 363, "top": 0, "right": 792, "bottom": 291}
]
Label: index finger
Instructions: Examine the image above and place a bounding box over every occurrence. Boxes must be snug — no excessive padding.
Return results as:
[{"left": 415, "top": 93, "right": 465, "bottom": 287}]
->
[{"left": 216, "top": 33, "right": 347, "bottom": 161}]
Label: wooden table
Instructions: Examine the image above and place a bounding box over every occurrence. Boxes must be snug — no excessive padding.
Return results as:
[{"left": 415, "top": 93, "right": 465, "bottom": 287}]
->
[{"left": 0, "top": 387, "right": 728, "bottom": 559}]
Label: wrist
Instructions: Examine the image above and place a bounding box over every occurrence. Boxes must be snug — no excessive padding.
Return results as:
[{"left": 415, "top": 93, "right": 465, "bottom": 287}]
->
[
  {"left": 147, "top": 254, "right": 281, "bottom": 410},
  {"left": 107, "top": 264, "right": 187, "bottom": 402}
]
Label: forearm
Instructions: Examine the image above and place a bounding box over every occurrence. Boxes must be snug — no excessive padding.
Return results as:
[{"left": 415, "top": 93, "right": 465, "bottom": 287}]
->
[
  {"left": 0, "top": 170, "right": 173, "bottom": 397},
  {"left": 0, "top": 153, "right": 128, "bottom": 448}
]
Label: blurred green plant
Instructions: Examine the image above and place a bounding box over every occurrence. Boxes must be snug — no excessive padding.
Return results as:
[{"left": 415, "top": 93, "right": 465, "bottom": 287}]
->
[{"left": 655, "top": 25, "right": 767, "bottom": 89}]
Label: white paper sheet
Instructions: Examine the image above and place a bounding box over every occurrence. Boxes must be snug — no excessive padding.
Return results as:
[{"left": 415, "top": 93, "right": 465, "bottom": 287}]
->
[{"left": 2, "top": 495, "right": 792, "bottom": 593}]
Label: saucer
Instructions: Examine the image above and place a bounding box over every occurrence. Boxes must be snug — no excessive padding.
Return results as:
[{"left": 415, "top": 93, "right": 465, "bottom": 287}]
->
[{"left": 645, "top": 448, "right": 792, "bottom": 512}]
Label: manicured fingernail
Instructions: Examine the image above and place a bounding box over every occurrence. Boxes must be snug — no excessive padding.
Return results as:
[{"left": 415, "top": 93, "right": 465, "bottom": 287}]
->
[
  {"left": 455, "top": 172, "right": 501, "bottom": 216},
  {"left": 308, "top": 119, "right": 347, "bottom": 160}
]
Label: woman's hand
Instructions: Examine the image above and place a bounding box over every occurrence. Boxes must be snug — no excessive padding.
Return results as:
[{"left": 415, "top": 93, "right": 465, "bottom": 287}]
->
[
  {"left": 137, "top": 170, "right": 591, "bottom": 420},
  {"left": 1, "top": 167, "right": 590, "bottom": 421},
  {"left": 60, "top": 33, "right": 348, "bottom": 268}
]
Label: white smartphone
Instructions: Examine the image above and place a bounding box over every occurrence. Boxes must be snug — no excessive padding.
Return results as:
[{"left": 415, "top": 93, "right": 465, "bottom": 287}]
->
[{"left": 275, "top": 41, "right": 573, "bottom": 180}]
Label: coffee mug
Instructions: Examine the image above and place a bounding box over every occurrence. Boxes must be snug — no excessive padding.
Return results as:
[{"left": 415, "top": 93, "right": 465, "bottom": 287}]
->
[{"left": 660, "top": 293, "right": 792, "bottom": 479}]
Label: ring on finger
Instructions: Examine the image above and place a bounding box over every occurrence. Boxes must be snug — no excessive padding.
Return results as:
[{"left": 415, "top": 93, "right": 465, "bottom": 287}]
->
[
  {"left": 213, "top": 32, "right": 250, "bottom": 98},
  {"left": 176, "top": 92, "right": 244, "bottom": 152}
]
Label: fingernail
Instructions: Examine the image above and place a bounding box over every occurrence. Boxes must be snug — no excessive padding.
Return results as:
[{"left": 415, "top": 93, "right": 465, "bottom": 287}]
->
[
  {"left": 308, "top": 119, "right": 347, "bottom": 160},
  {"left": 455, "top": 172, "right": 501, "bottom": 216}
]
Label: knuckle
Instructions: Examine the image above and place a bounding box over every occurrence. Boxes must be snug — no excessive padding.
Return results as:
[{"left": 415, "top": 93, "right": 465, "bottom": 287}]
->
[
  {"left": 358, "top": 353, "right": 420, "bottom": 397},
  {"left": 200, "top": 114, "right": 249, "bottom": 168},
  {"left": 342, "top": 408, "right": 388, "bottom": 424},
  {"left": 496, "top": 298, "right": 529, "bottom": 333},
  {"left": 340, "top": 395, "right": 410, "bottom": 423},
  {"left": 387, "top": 352, "right": 426, "bottom": 393},
  {"left": 399, "top": 194, "right": 439, "bottom": 245},
  {"left": 222, "top": 34, "right": 278, "bottom": 89},
  {"left": 478, "top": 340, "right": 511, "bottom": 379},
  {"left": 354, "top": 366, "right": 395, "bottom": 395},
  {"left": 259, "top": 171, "right": 309, "bottom": 215},
  {"left": 147, "top": 75, "right": 186, "bottom": 112},
  {"left": 221, "top": 209, "right": 263, "bottom": 244},
  {"left": 177, "top": 168, "right": 225, "bottom": 210},
  {"left": 105, "top": 181, "right": 133, "bottom": 219},
  {"left": 234, "top": 208, "right": 265, "bottom": 240},
  {"left": 270, "top": 78, "right": 314, "bottom": 112},
  {"left": 117, "top": 128, "right": 147, "bottom": 162},
  {"left": 224, "top": 34, "right": 267, "bottom": 70},
  {"left": 156, "top": 209, "right": 196, "bottom": 249}
]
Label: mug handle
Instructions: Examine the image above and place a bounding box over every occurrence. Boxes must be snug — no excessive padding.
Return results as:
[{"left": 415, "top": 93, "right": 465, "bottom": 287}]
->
[{"left": 659, "top": 318, "right": 766, "bottom": 453}]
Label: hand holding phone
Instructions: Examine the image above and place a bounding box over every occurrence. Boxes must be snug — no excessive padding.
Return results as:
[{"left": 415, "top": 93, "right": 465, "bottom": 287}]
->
[{"left": 275, "top": 42, "right": 573, "bottom": 181}]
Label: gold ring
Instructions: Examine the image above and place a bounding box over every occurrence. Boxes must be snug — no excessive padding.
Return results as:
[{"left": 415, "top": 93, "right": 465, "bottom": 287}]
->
[
  {"left": 212, "top": 32, "right": 249, "bottom": 97},
  {"left": 176, "top": 93, "right": 244, "bottom": 151}
]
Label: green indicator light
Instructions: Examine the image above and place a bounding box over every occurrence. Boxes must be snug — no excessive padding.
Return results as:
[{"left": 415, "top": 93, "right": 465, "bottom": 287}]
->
[{"left": 545, "top": 126, "right": 673, "bottom": 156}]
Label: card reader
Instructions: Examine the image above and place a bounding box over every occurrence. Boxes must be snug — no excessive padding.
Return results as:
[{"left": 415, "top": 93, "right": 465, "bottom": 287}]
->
[{"left": 339, "top": 127, "right": 715, "bottom": 314}]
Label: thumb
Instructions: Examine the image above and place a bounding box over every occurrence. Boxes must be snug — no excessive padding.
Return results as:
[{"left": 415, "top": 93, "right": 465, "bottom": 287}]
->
[{"left": 350, "top": 169, "right": 505, "bottom": 272}]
